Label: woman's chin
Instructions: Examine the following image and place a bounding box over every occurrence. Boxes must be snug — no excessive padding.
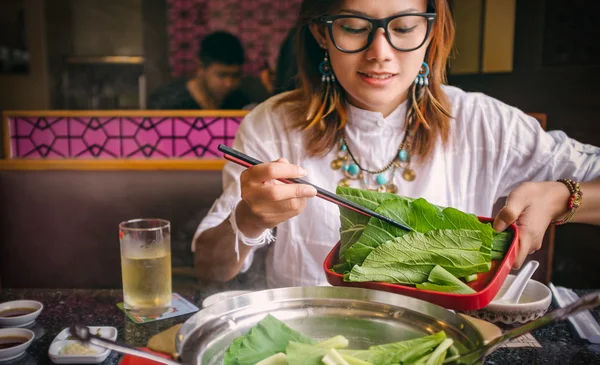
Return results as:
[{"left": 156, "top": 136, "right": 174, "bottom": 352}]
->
[{"left": 350, "top": 95, "right": 404, "bottom": 112}]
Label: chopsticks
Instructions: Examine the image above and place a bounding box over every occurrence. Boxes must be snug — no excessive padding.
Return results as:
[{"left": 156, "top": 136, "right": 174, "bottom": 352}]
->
[{"left": 217, "top": 144, "right": 411, "bottom": 232}]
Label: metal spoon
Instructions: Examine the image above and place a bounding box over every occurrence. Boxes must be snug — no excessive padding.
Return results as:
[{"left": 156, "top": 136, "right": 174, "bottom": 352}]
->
[
  {"left": 494, "top": 260, "right": 539, "bottom": 304},
  {"left": 443, "top": 291, "right": 600, "bottom": 364},
  {"left": 69, "top": 325, "right": 184, "bottom": 365}
]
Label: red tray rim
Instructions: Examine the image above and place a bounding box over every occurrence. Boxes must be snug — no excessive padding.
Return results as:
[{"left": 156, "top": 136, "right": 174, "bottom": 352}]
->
[{"left": 323, "top": 216, "right": 519, "bottom": 310}]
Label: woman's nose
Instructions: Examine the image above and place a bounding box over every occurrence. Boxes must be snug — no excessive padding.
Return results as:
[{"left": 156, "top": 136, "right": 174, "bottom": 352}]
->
[{"left": 365, "top": 28, "right": 394, "bottom": 62}]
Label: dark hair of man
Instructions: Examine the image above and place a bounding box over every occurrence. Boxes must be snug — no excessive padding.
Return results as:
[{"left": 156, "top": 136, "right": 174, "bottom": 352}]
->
[{"left": 198, "top": 31, "right": 245, "bottom": 66}]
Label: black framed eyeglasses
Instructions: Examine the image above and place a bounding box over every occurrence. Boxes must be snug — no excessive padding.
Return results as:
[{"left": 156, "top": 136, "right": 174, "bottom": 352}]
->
[{"left": 315, "top": 13, "right": 437, "bottom": 53}]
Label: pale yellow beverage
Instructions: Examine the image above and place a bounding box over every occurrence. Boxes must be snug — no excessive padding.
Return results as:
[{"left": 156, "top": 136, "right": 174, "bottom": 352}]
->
[
  {"left": 121, "top": 247, "right": 172, "bottom": 315},
  {"left": 119, "top": 218, "right": 172, "bottom": 316}
]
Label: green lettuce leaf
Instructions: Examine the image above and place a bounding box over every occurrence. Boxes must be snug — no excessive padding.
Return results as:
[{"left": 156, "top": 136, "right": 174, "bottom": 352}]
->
[
  {"left": 492, "top": 231, "right": 513, "bottom": 253},
  {"left": 224, "top": 337, "right": 245, "bottom": 365},
  {"left": 491, "top": 251, "right": 505, "bottom": 261},
  {"left": 337, "top": 331, "right": 446, "bottom": 365},
  {"left": 416, "top": 265, "right": 476, "bottom": 294},
  {"left": 342, "top": 198, "right": 413, "bottom": 266},
  {"left": 423, "top": 338, "right": 453, "bottom": 365},
  {"left": 286, "top": 342, "right": 328, "bottom": 365},
  {"left": 416, "top": 282, "right": 475, "bottom": 294},
  {"left": 347, "top": 230, "right": 492, "bottom": 284},
  {"left": 225, "top": 314, "right": 315, "bottom": 365},
  {"left": 344, "top": 197, "right": 495, "bottom": 267},
  {"left": 336, "top": 186, "right": 410, "bottom": 260},
  {"left": 226, "top": 313, "right": 451, "bottom": 365},
  {"left": 348, "top": 262, "right": 433, "bottom": 284}
]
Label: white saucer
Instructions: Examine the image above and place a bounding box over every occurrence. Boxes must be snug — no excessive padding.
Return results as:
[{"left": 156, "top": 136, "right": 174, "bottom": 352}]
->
[{"left": 48, "top": 326, "right": 118, "bottom": 364}]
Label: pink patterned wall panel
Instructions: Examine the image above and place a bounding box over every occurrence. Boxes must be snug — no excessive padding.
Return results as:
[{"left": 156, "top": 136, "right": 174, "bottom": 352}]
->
[
  {"left": 167, "top": 0, "right": 302, "bottom": 77},
  {"left": 8, "top": 116, "right": 242, "bottom": 159}
]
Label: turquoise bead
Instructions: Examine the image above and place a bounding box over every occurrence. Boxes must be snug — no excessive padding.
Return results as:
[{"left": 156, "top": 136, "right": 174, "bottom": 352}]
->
[
  {"left": 340, "top": 144, "right": 347, "bottom": 152},
  {"left": 398, "top": 149, "right": 409, "bottom": 161},
  {"left": 347, "top": 164, "right": 359, "bottom": 175},
  {"left": 376, "top": 174, "right": 388, "bottom": 185},
  {"left": 343, "top": 164, "right": 349, "bottom": 171}
]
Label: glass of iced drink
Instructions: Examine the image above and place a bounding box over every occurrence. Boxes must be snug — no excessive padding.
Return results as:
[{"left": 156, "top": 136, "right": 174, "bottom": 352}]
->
[{"left": 119, "top": 218, "right": 172, "bottom": 316}]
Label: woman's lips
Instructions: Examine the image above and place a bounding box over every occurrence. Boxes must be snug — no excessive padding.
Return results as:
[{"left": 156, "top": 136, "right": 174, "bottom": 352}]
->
[{"left": 357, "top": 71, "right": 397, "bottom": 86}]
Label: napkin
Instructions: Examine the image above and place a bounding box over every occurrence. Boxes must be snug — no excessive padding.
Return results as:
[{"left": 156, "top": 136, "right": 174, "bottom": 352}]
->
[{"left": 550, "top": 284, "right": 600, "bottom": 344}]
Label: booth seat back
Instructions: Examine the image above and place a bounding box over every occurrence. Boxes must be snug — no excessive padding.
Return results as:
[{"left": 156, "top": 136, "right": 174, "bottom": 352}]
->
[{"left": 0, "top": 169, "right": 223, "bottom": 288}]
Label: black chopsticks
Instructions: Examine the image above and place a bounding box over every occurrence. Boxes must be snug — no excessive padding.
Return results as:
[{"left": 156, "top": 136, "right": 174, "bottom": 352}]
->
[{"left": 217, "top": 144, "right": 411, "bottom": 232}]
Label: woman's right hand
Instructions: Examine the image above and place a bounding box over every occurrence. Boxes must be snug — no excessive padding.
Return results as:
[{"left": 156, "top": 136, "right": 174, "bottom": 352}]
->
[{"left": 235, "top": 158, "right": 318, "bottom": 238}]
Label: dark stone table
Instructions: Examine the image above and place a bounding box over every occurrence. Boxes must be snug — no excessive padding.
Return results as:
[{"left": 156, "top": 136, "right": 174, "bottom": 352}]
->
[{"left": 1, "top": 288, "right": 598, "bottom": 365}]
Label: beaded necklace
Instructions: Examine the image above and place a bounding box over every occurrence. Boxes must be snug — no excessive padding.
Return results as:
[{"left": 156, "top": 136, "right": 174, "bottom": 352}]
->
[{"left": 330, "top": 121, "right": 416, "bottom": 192}]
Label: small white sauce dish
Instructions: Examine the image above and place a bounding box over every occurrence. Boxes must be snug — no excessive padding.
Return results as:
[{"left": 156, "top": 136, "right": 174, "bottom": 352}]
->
[
  {"left": 53, "top": 326, "right": 118, "bottom": 342},
  {"left": 48, "top": 341, "right": 109, "bottom": 364},
  {"left": 0, "top": 327, "right": 35, "bottom": 362},
  {"left": 0, "top": 300, "right": 44, "bottom": 328},
  {"left": 48, "top": 326, "right": 117, "bottom": 364},
  {"left": 464, "top": 274, "right": 552, "bottom": 324}
]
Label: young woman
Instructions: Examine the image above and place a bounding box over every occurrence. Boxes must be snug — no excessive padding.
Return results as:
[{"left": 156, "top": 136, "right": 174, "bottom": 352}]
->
[{"left": 193, "top": 0, "right": 600, "bottom": 288}]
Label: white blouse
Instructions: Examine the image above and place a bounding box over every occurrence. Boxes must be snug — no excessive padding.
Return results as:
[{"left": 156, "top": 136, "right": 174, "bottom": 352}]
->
[{"left": 193, "top": 85, "right": 600, "bottom": 289}]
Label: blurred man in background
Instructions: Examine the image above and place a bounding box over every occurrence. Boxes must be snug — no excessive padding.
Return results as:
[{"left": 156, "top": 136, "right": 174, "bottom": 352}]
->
[{"left": 149, "top": 31, "right": 250, "bottom": 110}]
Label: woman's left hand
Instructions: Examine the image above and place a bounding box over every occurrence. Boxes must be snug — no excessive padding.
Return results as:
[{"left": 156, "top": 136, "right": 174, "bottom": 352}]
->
[{"left": 493, "top": 181, "right": 570, "bottom": 269}]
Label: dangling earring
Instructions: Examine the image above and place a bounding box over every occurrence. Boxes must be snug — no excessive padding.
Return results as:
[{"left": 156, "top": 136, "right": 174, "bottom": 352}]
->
[
  {"left": 305, "top": 48, "right": 346, "bottom": 131},
  {"left": 319, "top": 51, "right": 335, "bottom": 83},
  {"left": 414, "top": 61, "right": 430, "bottom": 87}
]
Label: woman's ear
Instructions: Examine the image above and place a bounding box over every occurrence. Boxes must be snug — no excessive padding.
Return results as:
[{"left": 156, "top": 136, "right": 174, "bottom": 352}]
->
[{"left": 309, "top": 23, "right": 328, "bottom": 48}]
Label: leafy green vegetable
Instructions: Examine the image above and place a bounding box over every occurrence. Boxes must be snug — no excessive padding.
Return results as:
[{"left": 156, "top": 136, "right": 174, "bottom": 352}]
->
[
  {"left": 348, "top": 262, "right": 433, "bottom": 284},
  {"left": 406, "top": 353, "right": 431, "bottom": 365},
  {"left": 415, "top": 265, "right": 476, "bottom": 294},
  {"left": 224, "top": 337, "right": 245, "bottom": 365},
  {"left": 286, "top": 342, "right": 328, "bottom": 365},
  {"left": 490, "top": 231, "right": 513, "bottom": 262},
  {"left": 464, "top": 274, "right": 478, "bottom": 283},
  {"left": 224, "top": 314, "right": 315, "bottom": 365},
  {"left": 415, "top": 283, "right": 473, "bottom": 294},
  {"left": 225, "top": 315, "right": 452, "bottom": 365},
  {"left": 342, "top": 196, "right": 494, "bottom": 267},
  {"left": 316, "top": 335, "right": 350, "bottom": 349},
  {"left": 363, "top": 230, "right": 490, "bottom": 272},
  {"left": 424, "top": 339, "right": 453, "bottom": 365},
  {"left": 492, "top": 231, "right": 513, "bottom": 252},
  {"left": 339, "top": 353, "right": 374, "bottom": 365},
  {"left": 365, "top": 331, "right": 447, "bottom": 364},
  {"left": 255, "top": 353, "right": 288, "bottom": 365},
  {"left": 491, "top": 251, "right": 505, "bottom": 261},
  {"left": 347, "top": 230, "right": 492, "bottom": 284},
  {"left": 337, "top": 187, "right": 412, "bottom": 261},
  {"left": 323, "top": 348, "right": 350, "bottom": 365},
  {"left": 334, "top": 187, "right": 513, "bottom": 294},
  {"left": 341, "top": 198, "right": 413, "bottom": 266},
  {"left": 332, "top": 262, "right": 352, "bottom": 275},
  {"left": 427, "top": 265, "right": 476, "bottom": 291}
]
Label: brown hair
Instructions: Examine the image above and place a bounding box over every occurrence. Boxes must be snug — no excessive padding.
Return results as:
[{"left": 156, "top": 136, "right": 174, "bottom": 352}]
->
[{"left": 277, "top": 0, "right": 455, "bottom": 161}]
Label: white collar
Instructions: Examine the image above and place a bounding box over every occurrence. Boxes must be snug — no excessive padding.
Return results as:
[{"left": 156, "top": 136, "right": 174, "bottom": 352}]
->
[{"left": 345, "top": 99, "right": 408, "bottom": 131}]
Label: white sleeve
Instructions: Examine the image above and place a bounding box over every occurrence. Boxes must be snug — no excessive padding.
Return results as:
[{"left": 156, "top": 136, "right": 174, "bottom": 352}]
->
[
  {"left": 494, "top": 103, "right": 600, "bottom": 199},
  {"left": 191, "top": 105, "right": 279, "bottom": 273}
]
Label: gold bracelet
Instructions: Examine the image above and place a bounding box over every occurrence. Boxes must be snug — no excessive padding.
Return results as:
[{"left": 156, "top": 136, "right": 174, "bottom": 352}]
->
[{"left": 552, "top": 178, "right": 583, "bottom": 225}]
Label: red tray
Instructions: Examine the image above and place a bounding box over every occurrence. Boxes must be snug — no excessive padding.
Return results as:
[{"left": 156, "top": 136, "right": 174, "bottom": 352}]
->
[
  {"left": 119, "top": 348, "right": 173, "bottom": 365},
  {"left": 323, "top": 217, "right": 519, "bottom": 311}
]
